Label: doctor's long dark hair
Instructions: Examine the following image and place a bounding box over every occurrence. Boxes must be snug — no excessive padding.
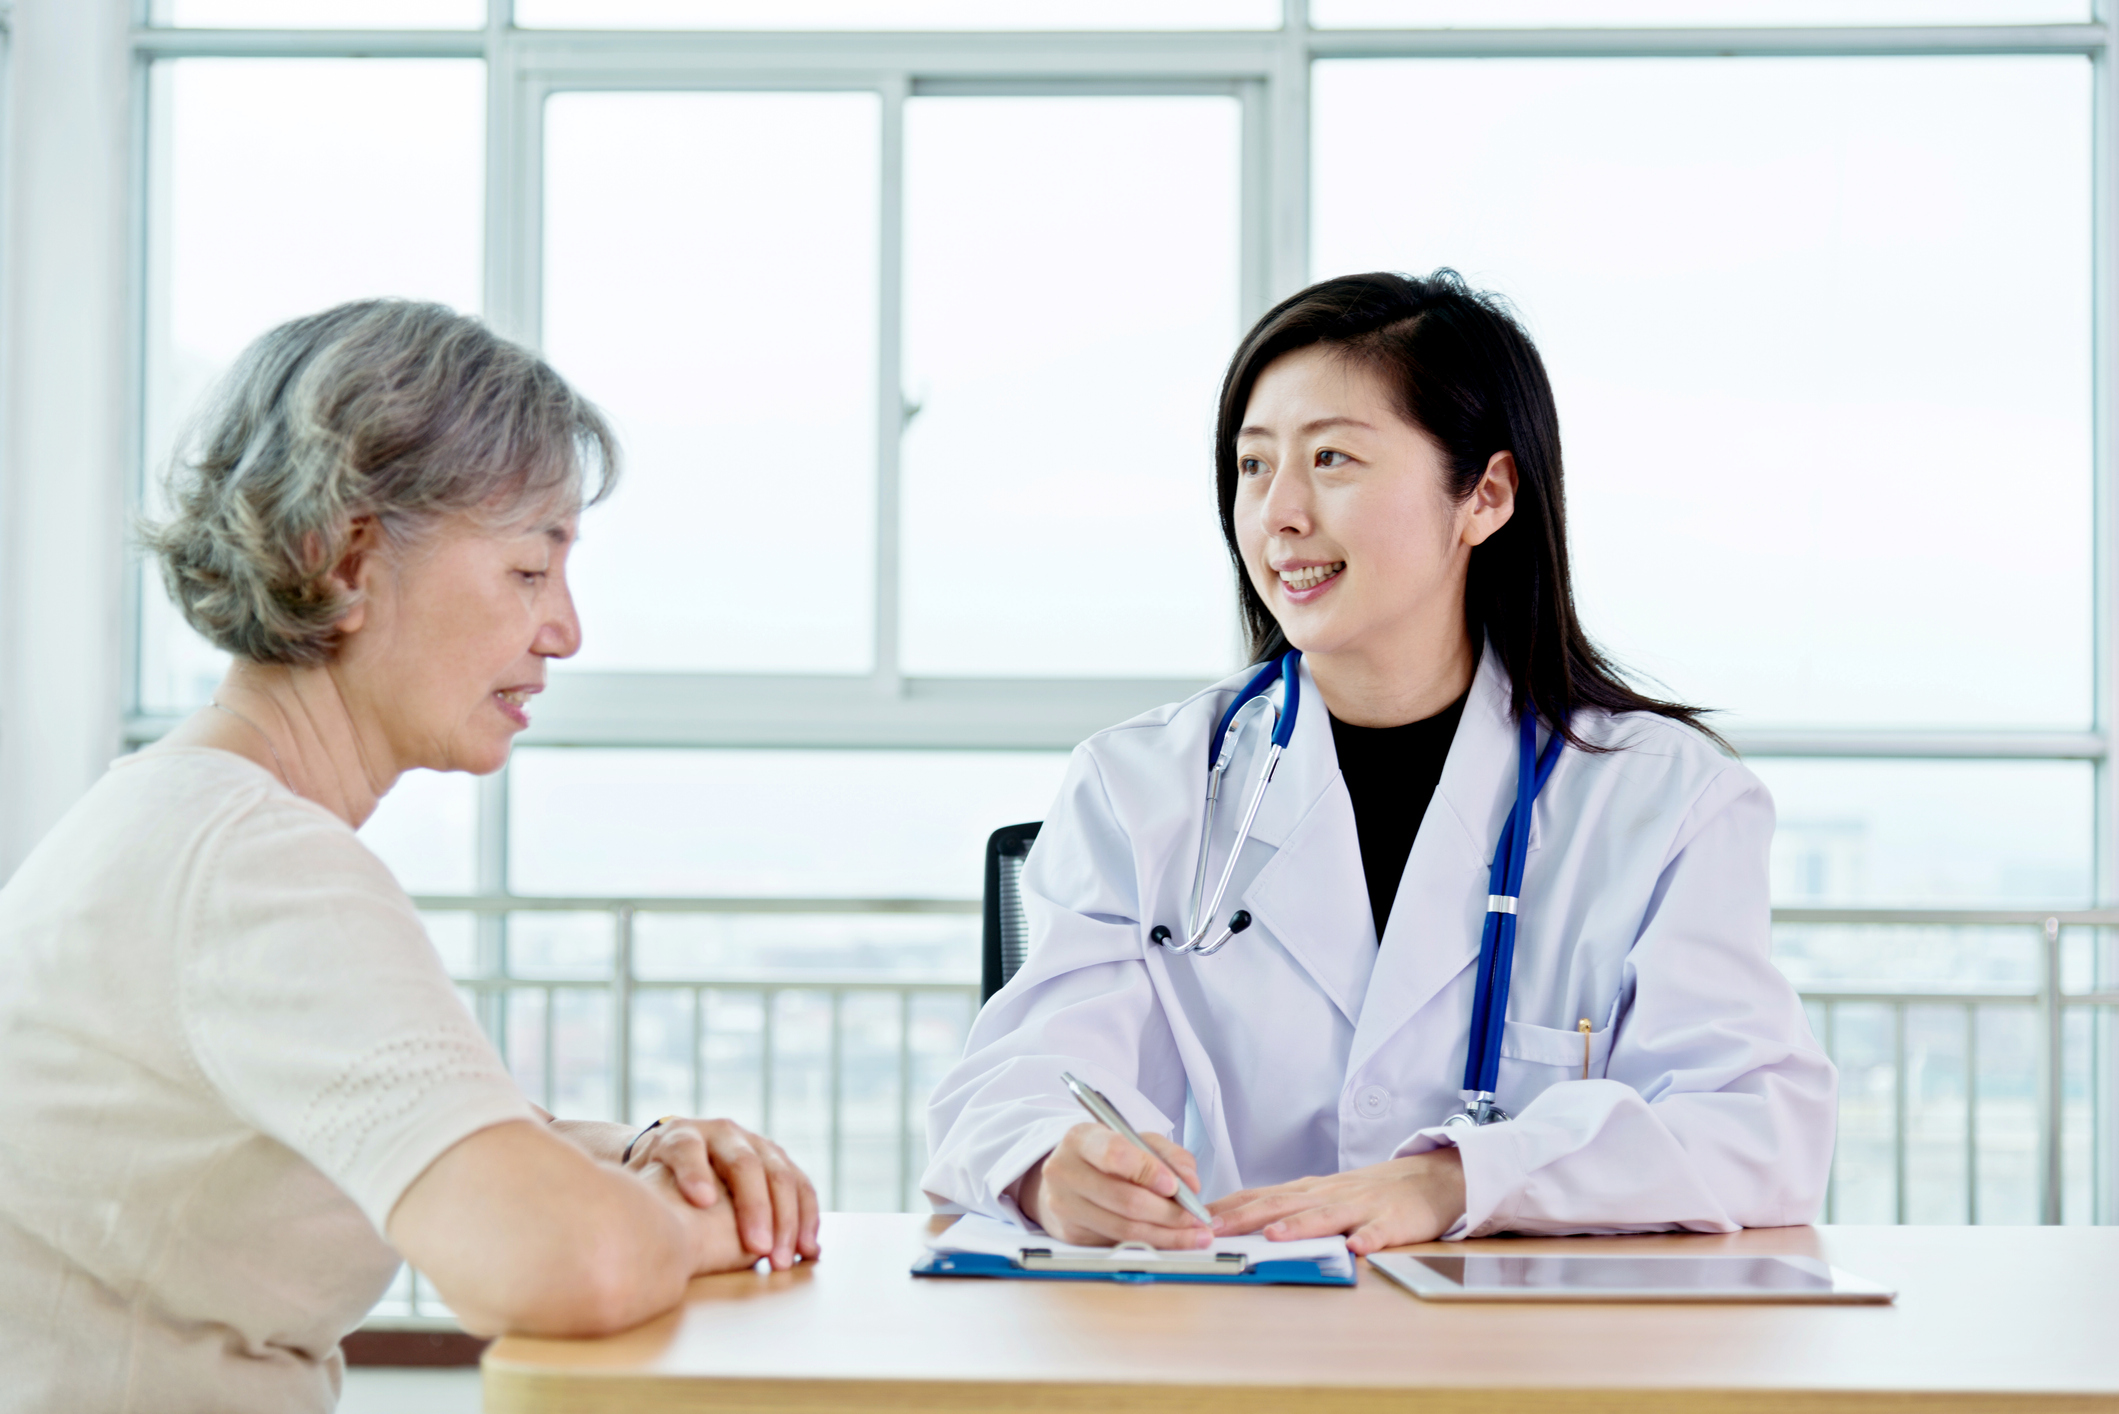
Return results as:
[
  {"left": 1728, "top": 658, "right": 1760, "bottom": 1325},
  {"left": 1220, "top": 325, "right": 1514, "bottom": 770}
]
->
[{"left": 1215, "top": 270, "right": 1721, "bottom": 753}]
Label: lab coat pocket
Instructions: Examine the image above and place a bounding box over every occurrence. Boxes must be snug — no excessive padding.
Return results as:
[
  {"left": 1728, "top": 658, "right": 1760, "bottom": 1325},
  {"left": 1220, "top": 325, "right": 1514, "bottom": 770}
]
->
[{"left": 1497, "top": 1019, "right": 1614, "bottom": 1113}]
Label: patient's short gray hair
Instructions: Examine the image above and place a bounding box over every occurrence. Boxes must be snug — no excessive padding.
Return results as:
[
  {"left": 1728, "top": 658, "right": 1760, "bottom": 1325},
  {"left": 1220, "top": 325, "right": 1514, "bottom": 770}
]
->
[{"left": 143, "top": 299, "right": 618, "bottom": 665}]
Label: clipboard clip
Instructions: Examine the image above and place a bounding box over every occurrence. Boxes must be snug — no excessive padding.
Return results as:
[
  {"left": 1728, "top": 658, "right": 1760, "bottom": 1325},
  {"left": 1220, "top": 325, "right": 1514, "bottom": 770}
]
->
[{"left": 1018, "top": 1242, "right": 1251, "bottom": 1276}]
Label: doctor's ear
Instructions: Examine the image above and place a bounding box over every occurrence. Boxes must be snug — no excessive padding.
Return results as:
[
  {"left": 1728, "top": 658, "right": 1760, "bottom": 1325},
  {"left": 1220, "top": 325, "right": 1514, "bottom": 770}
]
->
[{"left": 1460, "top": 451, "right": 1518, "bottom": 549}]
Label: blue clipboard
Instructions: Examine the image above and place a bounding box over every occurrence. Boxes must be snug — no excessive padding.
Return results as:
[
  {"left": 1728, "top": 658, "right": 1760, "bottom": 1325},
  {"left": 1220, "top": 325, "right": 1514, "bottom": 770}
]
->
[{"left": 911, "top": 1246, "right": 1355, "bottom": 1287}]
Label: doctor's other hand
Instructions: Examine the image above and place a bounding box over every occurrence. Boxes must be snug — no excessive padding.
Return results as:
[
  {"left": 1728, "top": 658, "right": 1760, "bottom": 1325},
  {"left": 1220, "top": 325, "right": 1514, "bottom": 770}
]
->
[
  {"left": 1207, "top": 1148, "right": 1466, "bottom": 1256},
  {"left": 1018, "top": 1122, "right": 1211, "bottom": 1248},
  {"left": 623, "top": 1117, "right": 820, "bottom": 1270}
]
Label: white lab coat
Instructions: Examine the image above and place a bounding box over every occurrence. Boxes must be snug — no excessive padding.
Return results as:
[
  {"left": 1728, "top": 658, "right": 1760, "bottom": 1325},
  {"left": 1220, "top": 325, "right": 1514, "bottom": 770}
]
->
[{"left": 923, "top": 646, "right": 1836, "bottom": 1238}]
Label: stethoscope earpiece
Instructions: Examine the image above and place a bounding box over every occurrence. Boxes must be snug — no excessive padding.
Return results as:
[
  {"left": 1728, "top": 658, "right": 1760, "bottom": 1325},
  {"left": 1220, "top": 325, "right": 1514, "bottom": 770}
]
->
[
  {"left": 1191, "top": 909, "right": 1251, "bottom": 958},
  {"left": 1157, "top": 652, "right": 1302, "bottom": 957}
]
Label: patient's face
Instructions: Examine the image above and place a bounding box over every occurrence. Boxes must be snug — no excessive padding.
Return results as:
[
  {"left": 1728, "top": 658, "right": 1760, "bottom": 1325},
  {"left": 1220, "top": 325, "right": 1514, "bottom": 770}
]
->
[
  {"left": 332, "top": 508, "right": 582, "bottom": 778},
  {"left": 1233, "top": 346, "right": 1471, "bottom": 672}
]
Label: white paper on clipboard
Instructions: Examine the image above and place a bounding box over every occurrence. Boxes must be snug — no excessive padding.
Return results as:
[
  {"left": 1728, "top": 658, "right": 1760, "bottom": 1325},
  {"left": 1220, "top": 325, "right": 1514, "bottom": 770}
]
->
[{"left": 930, "top": 1213, "right": 1353, "bottom": 1278}]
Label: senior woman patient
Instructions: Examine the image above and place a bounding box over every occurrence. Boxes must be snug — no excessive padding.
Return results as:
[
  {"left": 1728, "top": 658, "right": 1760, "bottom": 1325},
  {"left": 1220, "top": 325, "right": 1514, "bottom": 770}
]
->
[{"left": 0, "top": 300, "right": 818, "bottom": 1414}]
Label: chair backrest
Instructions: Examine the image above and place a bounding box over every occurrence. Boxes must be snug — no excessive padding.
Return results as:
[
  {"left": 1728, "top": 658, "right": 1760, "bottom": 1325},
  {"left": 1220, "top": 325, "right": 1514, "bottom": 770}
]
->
[{"left": 981, "top": 821, "right": 1043, "bottom": 1004}]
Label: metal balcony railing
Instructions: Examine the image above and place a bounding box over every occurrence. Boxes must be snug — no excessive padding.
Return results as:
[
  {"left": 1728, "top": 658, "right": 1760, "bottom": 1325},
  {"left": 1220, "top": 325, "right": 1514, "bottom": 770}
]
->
[
  {"left": 364, "top": 899, "right": 2117, "bottom": 1325},
  {"left": 1776, "top": 907, "right": 2119, "bottom": 1229}
]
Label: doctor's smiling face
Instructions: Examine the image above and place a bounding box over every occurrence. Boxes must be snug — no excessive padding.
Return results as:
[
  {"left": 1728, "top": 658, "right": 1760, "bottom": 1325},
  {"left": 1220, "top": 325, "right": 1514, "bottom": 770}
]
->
[{"left": 1234, "top": 343, "right": 1517, "bottom": 726}]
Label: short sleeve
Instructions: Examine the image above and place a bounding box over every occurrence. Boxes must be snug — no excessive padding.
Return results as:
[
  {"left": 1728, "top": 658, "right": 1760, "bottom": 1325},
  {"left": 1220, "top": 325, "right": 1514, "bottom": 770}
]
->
[{"left": 179, "top": 796, "right": 536, "bottom": 1235}]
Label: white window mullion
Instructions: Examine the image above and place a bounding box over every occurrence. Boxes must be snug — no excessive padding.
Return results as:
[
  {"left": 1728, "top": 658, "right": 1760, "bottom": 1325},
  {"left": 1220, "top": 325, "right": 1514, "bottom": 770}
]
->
[
  {"left": 875, "top": 72, "right": 908, "bottom": 697},
  {"left": 1274, "top": 0, "right": 1312, "bottom": 299},
  {"left": 2088, "top": 0, "right": 2119, "bottom": 1229},
  {"left": 482, "top": 0, "right": 527, "bottom": 343},
  {"left": 487, "top": 0, "right": 523, "bottom": 1054}
]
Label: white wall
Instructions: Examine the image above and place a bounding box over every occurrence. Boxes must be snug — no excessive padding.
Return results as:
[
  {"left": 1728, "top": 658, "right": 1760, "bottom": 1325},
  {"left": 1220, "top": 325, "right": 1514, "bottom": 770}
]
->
[{"left": 0, "top": 0, "right": 133, "bottom": 878}]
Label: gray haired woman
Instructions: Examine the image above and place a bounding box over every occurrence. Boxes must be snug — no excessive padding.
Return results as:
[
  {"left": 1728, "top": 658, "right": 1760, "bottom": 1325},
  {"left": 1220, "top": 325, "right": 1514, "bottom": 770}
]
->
[{"left": 0, "top": 301, "right": 818, "bottom": 1414}]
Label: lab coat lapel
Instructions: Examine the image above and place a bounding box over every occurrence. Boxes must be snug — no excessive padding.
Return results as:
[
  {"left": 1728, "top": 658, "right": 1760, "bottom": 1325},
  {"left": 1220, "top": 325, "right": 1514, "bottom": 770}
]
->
[
  {"left": 1235, "top": 657, "right": 1377, "bottom": 1026},
  {"left": 1349, "top": 648, "right": 1520, "bottom": 1074}
]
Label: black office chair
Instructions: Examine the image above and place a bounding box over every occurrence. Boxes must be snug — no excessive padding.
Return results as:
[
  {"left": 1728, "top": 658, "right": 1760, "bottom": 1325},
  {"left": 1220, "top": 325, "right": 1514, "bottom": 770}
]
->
[{"left": 980, "top": 822, "right": 1042, "bottom": 1004}]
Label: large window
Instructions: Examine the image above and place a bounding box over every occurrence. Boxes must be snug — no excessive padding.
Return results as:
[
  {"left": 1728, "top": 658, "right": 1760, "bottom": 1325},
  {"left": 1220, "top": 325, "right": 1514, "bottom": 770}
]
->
[
  {"left": 131, "top": 3, "right": 2118, "bottom": 1229},
  {"left": 899, "top": 93, "right": 1243, "bottom": 677},
  {"left": 139, "top": 56, "right": 485, "bottom": 712},
  {"left": 542, "top": 89, "right": 882, "bottom": 674},
  {"left": 1314, "top": 55, "right": 2092, "bottom": 733}
]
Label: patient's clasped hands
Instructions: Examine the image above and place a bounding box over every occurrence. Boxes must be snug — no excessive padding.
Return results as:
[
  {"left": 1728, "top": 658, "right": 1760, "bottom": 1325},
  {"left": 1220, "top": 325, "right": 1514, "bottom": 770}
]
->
[
  {"left": 1019, "top": 1121, "right": 1465, "bottom": 1257},
  {"left": 551, "top": 1112, "right": 819, "bottom": 1271},
  {"left": 624, "top": 1117, "right": 821, "bottom": 1270}
]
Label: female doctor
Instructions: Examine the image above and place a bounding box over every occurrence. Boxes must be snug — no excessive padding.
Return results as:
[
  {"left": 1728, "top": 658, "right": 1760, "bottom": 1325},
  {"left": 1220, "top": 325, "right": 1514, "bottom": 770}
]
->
[{"left": 921, "top": 270, "right": 1836, "bottom": 1253}]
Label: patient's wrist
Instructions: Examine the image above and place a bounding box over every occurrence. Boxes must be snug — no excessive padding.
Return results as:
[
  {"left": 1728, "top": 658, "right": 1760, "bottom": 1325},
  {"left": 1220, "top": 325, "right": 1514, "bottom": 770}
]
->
[
  {"left": 696, "top": 1196, "right": 749, "bottom": 1273},
  {"left": 668, "top": 1174, "right": 747, "bottom": 1274},
  {"left": 547, "top": 1116, "right": 634, "bottom": 1165}
]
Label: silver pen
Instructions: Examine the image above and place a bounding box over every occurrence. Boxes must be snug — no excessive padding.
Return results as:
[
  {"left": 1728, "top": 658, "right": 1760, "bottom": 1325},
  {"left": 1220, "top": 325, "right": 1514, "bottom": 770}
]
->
[{"left": 1060, "top": 1071, "right": 1212, "bottom": 1224}]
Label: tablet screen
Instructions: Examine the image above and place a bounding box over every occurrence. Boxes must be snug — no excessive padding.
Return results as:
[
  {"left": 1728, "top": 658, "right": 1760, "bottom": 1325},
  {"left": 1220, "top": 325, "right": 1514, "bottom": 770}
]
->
[{"left": 1413, "top": 1254, "right": 1834, "bottom": 1292}]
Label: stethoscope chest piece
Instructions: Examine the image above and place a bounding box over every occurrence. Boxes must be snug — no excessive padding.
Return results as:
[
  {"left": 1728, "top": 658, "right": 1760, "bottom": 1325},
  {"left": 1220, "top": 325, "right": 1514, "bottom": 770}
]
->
[{"left": 1443, "top": 1098, "right": 1512, "bottom": 1129}]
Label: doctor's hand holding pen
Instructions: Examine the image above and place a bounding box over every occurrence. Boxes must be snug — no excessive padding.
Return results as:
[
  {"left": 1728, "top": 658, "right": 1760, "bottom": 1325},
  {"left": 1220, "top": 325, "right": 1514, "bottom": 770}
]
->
[
  {"left": 1015, "top": 1123, "right": 1214, "bottom": 1248},
  {"left": 1207, "top": 1150, "right": 1467, "bottom": 1257}
]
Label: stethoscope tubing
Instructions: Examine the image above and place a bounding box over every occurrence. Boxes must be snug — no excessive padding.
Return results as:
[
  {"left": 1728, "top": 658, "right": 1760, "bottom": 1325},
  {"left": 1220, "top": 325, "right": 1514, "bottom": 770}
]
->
[
  {"left": 1208, "top": 651, "right": 1303, "bottom": 764},
  {"left": 1161, "top": 649, "right": 1565, "bottom": 1126},
  {"left": 1462, "top": 713, "right": 1566, "bottom": 1101},
  {"left": 1176, "top": 650, "right": 1303, "bottom": 954}
]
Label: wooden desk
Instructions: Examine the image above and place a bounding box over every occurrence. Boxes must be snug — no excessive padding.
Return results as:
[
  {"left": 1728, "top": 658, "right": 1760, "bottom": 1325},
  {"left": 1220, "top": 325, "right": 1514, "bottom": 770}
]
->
[{"left": 484, "top": 1213, "right": 2119, "bottom": 1413}]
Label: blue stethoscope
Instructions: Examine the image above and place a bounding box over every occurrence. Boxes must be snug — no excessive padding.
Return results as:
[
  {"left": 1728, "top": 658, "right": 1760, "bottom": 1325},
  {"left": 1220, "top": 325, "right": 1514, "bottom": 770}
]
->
[{"left": 1149, "top": 648, "right": 1565, "bottom": 1128}]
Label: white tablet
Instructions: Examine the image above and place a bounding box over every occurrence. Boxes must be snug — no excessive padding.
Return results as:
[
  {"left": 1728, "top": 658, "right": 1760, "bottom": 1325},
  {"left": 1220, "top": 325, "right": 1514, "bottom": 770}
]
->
[{"left": 1368, "top": 1251, "right": 1895, "bottom": 1304}]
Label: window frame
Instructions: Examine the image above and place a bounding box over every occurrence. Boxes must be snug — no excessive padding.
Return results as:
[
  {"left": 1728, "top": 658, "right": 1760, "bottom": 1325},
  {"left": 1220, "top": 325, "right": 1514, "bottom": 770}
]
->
[
  {"left": 120, "top": 0, "right": 2119, "bottom": 885},
  {"left": 118, "top": 0, "right": 2119, "bottom": 864},
  {"left": 122, "top": 3, "right": 2119, "bottom": 761},
  {"left": 120, "top": 0, "right": 2119, "bottom": 1223}
]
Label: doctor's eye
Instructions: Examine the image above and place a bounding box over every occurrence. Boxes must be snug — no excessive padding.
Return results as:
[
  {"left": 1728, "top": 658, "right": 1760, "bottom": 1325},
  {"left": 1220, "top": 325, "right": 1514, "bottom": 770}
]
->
[
  {"left": 1238, "top": 456, "right": 1268, "bottom": 478},
  {"left": 1316, "top": 449, "right": 1352, "bottom": 468}
]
